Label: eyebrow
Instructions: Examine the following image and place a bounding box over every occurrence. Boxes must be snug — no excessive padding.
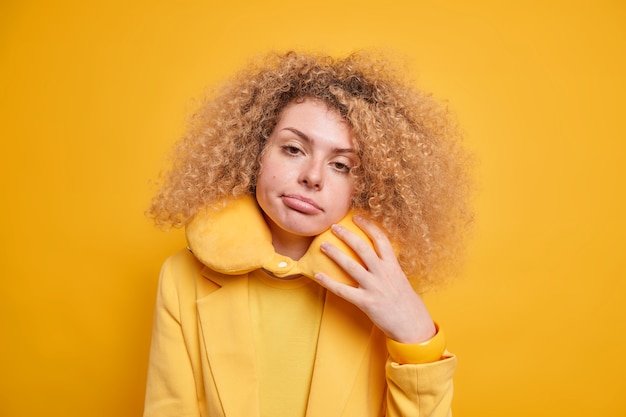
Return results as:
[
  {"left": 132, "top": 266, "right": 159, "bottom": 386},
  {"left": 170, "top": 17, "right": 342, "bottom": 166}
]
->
[{"left": 282, "top": 127, "right": 355, "bottom": 154}]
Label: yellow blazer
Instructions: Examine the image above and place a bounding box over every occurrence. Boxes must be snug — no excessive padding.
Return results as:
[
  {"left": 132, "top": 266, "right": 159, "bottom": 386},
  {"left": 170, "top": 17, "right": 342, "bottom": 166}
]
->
[{"left": 144, "top": 197, "right": 456, "bottom": 417}]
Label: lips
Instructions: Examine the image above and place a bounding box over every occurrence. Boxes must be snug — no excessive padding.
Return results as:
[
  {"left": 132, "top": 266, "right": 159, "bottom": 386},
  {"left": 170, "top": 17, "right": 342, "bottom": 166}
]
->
[{"left": 282, "top": 194, "right": 323, "bottom": 214}]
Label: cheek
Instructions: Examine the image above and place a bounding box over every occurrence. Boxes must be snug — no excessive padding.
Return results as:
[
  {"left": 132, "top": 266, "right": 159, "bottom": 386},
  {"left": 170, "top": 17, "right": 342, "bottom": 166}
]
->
[
  {"left": 256, "top": 165, "right": 279, "bottom": 191},
  {"left": 255, "top": 159, "right": 284, "bottom": 202},
  {"left": 333, "top": 181, "right": 356, "bottom": 214},
  {"left": 255, "top": 164, "right": 268, "bottom": 198},
  {"left": 345, "top": 178, "right": 356, "bottom": 200},
  {"left": 257, "top": 152, "right": 284, "bottom": 182},
  {"left": 256, "top": 157, "right": 272, "bottom": 184}
]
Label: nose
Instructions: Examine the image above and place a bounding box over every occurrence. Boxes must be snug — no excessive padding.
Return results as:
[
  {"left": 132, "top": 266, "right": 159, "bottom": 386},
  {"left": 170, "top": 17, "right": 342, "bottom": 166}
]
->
[{"left": 299, "top": 160, "right": 324, "bottom": 190}]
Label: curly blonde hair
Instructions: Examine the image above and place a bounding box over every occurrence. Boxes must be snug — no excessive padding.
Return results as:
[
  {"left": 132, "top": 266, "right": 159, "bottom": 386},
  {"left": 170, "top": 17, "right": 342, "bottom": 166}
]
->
[{"left": 148, "top": 51, "right": 472, "bottom": 288}]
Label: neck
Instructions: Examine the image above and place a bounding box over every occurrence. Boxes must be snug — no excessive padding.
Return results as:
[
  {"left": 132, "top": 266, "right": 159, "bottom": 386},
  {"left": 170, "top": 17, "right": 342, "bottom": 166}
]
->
[
  {"left": 264, "top": 217, "right": 314, "bottom": 261},
  {"left": 271, "top": 232, "right": 314, "bottom": 261}
]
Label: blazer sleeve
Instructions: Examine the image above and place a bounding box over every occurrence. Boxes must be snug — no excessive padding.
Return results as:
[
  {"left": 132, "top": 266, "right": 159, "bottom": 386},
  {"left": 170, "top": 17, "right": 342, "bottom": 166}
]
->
[
  {"left": 385, "top": 354, "right": 457, "bottom": 417},
  {"left": 144, "top": 257, "right": 202, "bottom": 417}
]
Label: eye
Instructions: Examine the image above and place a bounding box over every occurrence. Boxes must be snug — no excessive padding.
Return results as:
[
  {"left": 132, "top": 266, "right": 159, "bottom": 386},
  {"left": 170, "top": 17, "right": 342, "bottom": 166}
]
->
[
  {"left": 331, "top": 161, "right": 352, "bottom": 173},
  {"left": 282, "top": 145, "right": 302, "bottom": 156}
]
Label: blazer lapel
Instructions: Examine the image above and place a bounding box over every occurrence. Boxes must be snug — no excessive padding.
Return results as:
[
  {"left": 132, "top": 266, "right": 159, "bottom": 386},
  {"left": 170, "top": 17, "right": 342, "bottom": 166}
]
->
[
  {"left": 306, "top": 291, "right": 376, "bottom": 417},
  {"left": 196, "top": 269, "right": 260, "bottom": 417}
]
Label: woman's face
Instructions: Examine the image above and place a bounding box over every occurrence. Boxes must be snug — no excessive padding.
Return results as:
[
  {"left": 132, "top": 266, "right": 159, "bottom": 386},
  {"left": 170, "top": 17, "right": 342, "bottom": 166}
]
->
[{"left": 256, "top": 98, "right": 357, "bottom": 257}]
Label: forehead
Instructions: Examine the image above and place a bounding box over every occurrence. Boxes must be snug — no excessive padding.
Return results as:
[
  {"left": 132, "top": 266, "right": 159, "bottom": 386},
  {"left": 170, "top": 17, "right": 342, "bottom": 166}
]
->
[{"left": 272, "top": 99, "right": 352, "bottom": 142}]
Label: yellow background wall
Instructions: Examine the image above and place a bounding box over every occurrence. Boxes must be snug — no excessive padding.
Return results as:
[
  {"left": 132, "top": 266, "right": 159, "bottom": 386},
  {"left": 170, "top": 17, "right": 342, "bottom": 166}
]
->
[{"left": 1, "top": 0, "right": 624, "bottom": 415}]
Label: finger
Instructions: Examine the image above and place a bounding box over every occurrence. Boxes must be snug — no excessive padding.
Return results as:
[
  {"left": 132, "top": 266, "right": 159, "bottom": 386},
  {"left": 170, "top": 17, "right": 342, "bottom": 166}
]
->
[
  {"left": 330, "top": 224, "right": 383, "bottom": 271},
  {"left": 314, "top": 271, "right": 362, "bottom": 305},
  {"left": 352, "top": 215, "right": 397, "bottom": 260},
  {"left": 320, "top": 241, "right": 369, "bottom": 285}
]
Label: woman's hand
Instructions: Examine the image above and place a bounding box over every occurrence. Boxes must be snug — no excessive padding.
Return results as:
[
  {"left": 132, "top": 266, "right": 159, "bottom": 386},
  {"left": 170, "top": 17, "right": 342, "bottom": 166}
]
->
[{"left": 315, "top": 215, "right": 436, "bottom": 344}]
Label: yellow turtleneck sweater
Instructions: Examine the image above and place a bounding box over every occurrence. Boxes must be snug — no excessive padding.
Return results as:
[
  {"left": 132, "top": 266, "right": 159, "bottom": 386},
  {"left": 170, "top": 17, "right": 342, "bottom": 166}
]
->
[{"left": 249, "top": 269, "right": 325, "bottom": 417}]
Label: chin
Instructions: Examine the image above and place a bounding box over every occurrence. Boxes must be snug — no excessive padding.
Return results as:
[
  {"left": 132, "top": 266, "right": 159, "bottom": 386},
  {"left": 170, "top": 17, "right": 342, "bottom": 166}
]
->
[
  {"left": 288, "top": 226, "right": 329, "bottom": 237},
  {"left": 281, "top": 221, "right": 331, "bottom": 237}
]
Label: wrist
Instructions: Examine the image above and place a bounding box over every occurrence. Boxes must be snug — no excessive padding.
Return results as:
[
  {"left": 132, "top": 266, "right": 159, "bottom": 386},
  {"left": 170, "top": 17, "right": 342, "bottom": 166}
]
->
[{"left": 386, "top": 322, "right": 446, "bottom": 364}]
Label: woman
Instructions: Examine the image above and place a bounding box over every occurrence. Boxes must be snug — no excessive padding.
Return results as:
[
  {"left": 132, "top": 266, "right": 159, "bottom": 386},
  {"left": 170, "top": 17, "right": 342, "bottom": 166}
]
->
[{"left": 144, "top": 51, "right": 471, "bottom": 417}]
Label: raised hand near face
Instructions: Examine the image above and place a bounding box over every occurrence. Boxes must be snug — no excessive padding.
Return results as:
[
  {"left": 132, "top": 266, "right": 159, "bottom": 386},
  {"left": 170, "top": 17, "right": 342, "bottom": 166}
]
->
[{"left": 314, "top": 215, "right": 437, "bottom": 344}]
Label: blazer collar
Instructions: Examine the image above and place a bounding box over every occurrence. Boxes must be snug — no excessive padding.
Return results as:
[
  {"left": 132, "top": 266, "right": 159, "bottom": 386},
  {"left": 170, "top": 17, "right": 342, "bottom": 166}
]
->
[
  {"left": 196, "top": 272, "right": 260, "bottom": 417},
  {"left": 196, "top": 270, "right": 379, "bottom": 417},
  {"left": 186, "top": 194, "right": 374, "bottom": 287}
]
